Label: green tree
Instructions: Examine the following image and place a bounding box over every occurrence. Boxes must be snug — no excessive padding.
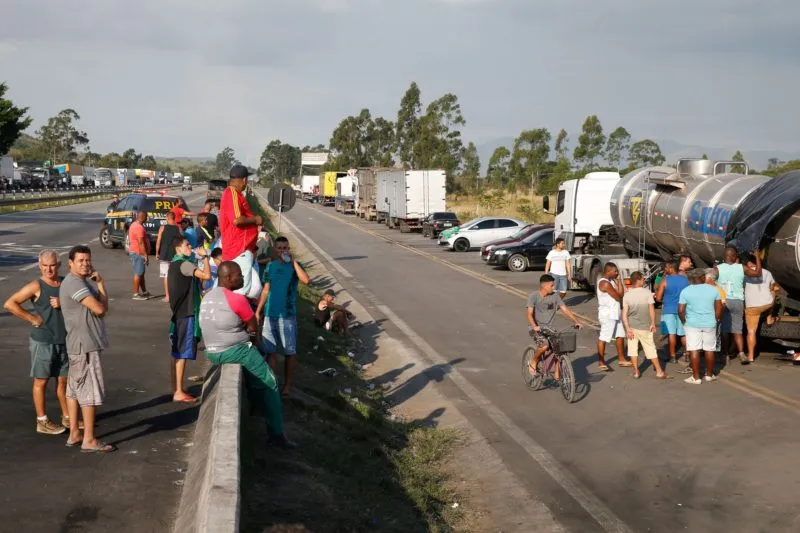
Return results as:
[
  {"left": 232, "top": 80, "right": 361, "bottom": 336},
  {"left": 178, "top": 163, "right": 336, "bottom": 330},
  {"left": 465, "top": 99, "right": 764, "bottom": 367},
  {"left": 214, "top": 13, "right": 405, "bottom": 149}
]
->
[
  {"left": 98, "top": 152, "right": 121, "bottom": 168},
  {"left": 554, "top": 129, "right": 569, "bottom": 160},
  {"left": 119, "top": 148, "right": 142, "bottom": 168},
  {"left": 486, "top": 146, "right": 511, "bottom": 188},
  {"left": 0, "top": 83, "right": 32, "bottom": 156},
  {"left": 573, "top": 115, "right": 605, "bottom": 169},
  {"left": 701, "top": 153, "right": 709, "bottom": 160},
  {"left": 604, "top": 126, "right": 631, "bottom": 169},
  {"left": 628, "top": 139, "right": 666, "bottom": 168},
  {"left": 328, "top": 109, "right": 374, "bottom": 169},
  {"left": 395, "top": 82, "right": 422, "bottom": 168},
  {"left": 509, "top": 128, "right": 551, "bottom": 190},
  {"left": 78, "top": 150, "right": 101, "bottom": 166},
  {"left": 140, "top": 155, "right": 158, "bottom": 170},
  {"left": 36, "top": 109, "right": 89, "bottom": 163},
  {"left": 366, "top": 117, "right": 395, "bottom": 167},
  {"left": 413, "top": 93, "right": 466, "bottom": 189},
  {"left": 215, "top": 146, "right": 239, "bottom": 177},
  {"left": 731, "top": 150, "right": 747, "bottom": 173},
  {"left": 259, "top": 139, "right": 301, "bottom": 184},
  {"left": 461, "top": 142, "right": 481, "bottom": 190}
]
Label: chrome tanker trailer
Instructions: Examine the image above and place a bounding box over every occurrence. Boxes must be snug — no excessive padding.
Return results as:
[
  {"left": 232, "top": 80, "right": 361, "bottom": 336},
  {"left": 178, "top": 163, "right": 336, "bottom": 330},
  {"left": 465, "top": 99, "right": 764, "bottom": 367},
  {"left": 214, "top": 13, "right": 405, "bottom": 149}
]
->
[{"left": 608, "top": 158, "right": 800, "bottom": 343}]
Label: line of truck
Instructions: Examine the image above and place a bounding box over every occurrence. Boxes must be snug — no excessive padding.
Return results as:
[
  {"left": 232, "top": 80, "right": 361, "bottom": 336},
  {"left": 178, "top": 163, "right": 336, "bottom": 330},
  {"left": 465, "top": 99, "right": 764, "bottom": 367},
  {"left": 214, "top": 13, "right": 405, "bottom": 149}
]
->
[{"left": 300, "top": 168, "right": 447, "bottom": 232}]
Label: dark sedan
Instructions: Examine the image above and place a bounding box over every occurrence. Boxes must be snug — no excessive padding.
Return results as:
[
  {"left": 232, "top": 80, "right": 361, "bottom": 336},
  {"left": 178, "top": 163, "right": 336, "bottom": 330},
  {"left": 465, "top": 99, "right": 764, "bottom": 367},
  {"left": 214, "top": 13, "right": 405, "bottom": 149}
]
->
[
  {"left": 480, "top": 223, "right": 553, "bottom": 261},
  {"left": 487, "top": 227, "right": 555, "bottom": 272},
  {"left": 422, "top": 211, "right": 460, "bottom": 238}
]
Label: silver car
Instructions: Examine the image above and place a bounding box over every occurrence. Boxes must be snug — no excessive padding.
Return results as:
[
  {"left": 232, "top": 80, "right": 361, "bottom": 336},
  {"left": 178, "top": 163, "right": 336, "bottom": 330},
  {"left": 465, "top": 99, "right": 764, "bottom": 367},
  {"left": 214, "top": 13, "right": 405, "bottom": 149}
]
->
[{"left": 443, "top": 217, "right": 527, "bottom": 252}]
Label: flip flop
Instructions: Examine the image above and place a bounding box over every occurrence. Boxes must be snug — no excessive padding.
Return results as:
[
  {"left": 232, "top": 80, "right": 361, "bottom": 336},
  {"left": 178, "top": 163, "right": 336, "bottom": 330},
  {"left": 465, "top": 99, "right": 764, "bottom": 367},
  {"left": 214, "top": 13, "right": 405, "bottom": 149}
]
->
[
  {"left": 65, "top": 437, "right": 82, "bottom": 447},
  {"left": 173, "top": 395, "right": 198, "bottom": 404},
  {"left": 81, "top": 442, "right": 116, "bottom": 453},
  {"left": 618, "top": 361, "right": 634, "bottom": 367},
  {"left": 598, "top": 364, "right": 610, "bottom": 372},
  {"left": 632, "top": 373, "right": 641, "bottom": 379},
  {"left": 655, "top": 374, "right": 674, "bottom": 380}
]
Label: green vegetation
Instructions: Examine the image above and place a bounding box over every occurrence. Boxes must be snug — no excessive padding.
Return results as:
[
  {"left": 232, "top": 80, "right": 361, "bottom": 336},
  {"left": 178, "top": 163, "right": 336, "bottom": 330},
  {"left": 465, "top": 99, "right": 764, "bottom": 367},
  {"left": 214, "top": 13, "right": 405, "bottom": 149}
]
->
[
  {"left": 0, "top": 82, "right": 32, "bottom": 156},
  {"left": 0, "top": 190, "right": 122, "bottom": 215},
  {"left": 241, "top": 192, "right": 468, "bottom": 532}
]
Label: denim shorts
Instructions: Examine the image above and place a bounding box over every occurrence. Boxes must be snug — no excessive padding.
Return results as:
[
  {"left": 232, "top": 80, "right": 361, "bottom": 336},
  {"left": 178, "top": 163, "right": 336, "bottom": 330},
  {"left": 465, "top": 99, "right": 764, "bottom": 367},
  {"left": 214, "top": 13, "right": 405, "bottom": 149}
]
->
[
  {"left": 262, "top": 316, "right": 297, "bottom": 356},
  {"left": 551, "top": 274, "right": 568, "bottom": 292},
  {"left": 660, "top": 313, "right": 685, "bottom": 336},
  {"left": 130, "top": 253, "right": 146, "bottom": 276}
]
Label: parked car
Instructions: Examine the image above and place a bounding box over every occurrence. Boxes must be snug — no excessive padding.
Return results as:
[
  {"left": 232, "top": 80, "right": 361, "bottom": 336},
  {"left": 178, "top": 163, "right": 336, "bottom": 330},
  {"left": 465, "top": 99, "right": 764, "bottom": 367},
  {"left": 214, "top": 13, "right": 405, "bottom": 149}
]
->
[
  {"left": 480, "top": 223, "right": 553, "bottom": 261},
  {"left": 99, "top": 192, "right": 187, "bottom": 251},
  {"left": 442, "top": 217, "right": 527, "bottom": 252},
  {"left": 487, "top": 227, "right": 556, "bottom": 272},
  {"left": 422, "top": 212, "right": 460, "bottom": 238}
]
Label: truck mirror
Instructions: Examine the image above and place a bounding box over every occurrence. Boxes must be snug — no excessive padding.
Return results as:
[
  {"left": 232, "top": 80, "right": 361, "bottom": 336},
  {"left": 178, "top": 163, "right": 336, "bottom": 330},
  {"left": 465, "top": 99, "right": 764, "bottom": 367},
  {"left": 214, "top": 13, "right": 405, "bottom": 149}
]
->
[
  {"left": 542, "top": 195, "right": 550, "bottom": 212},
  {"left": 384, "top": 197, "right": 389, "bottom": 203}
]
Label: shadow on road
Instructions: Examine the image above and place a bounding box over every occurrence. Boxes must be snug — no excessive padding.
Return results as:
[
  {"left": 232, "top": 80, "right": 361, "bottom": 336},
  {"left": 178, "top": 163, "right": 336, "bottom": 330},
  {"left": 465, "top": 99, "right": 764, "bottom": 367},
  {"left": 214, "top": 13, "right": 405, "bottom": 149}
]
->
[
  {"left": 385, "top": 358, "right": 466, "bottom": 407},
  {"left": 333, "top": 255, "right": 368, "bottom": 261}
]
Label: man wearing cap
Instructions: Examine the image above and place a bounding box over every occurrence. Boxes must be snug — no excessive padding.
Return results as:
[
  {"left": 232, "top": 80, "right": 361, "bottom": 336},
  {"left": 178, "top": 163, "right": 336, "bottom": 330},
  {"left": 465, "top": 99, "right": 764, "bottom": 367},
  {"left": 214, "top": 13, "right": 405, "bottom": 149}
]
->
[{"left": 219, "top": 165, "right": 263, "bottom": 298}]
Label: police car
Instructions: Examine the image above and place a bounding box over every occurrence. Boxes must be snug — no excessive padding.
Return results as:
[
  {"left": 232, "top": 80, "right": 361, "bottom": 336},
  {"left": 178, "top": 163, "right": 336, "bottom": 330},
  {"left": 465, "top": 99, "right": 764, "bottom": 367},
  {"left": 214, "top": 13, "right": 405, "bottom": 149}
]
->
[{"left": 99, "top": 191, "right": 188, "bottom": 251}]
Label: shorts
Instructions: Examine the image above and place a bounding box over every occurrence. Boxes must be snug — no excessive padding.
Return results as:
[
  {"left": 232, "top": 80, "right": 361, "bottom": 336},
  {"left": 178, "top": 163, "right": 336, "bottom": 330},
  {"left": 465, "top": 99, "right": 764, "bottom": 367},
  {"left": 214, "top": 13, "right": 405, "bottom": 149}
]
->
[
  {"left": 528, "top": 328, "right": 550, "bottom": 350},
  {"left": 551, "top": 274, "right": 568, "bottom": 293},
  {"left": 159, "top": 260, "right": 170, "bottom": 278},
  {"left": 660, "top": 313, "right": 685, "bottom": 336},
  {"left": 745, "top": 303, "right": 773, "bottom": 332},
  {"left": 262, "top": 316, "right": 297, "bottom": 356},
  {"left": 685, "top": 327, "right": 717, "bottom": 352},
  {"left": 66, "top": 351, "right": 105, "bottom": 407},
  {"left": 130, "top": 253, "right": 146, "bottom": 276},
  {"left": 598, "top": 318, "right": 625, "bottom": 343},
  {"left": 29, "top": 339, "right": 69, "bottom": 378},
  {"left": 627, "top": 329, "right": 658, "bottom": 359},
  {"left": 722, "top": 299, "right": 744, "bottom": 334},
  {"left": 171, "top": 316, "right": 198, "bottom": 360},
  {"left": 231, "top": 250, "right": 262, "bottom": 299}
]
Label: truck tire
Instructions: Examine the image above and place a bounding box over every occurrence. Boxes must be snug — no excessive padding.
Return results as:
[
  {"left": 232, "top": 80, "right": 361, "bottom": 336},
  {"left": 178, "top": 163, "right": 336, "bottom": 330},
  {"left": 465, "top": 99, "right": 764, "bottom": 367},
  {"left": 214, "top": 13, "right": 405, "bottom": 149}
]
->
[
  {"left": 454, "top": 238, "right": 470, "bottom": 252},
  {"left": 400, "top": 221, "right": 411, "bottom": 233},
  {"left": 507, "top": 254, "right": 529, "bottom": 272},
  {"left": 99, "top": 227, "right": 115, "bottom": 249}
]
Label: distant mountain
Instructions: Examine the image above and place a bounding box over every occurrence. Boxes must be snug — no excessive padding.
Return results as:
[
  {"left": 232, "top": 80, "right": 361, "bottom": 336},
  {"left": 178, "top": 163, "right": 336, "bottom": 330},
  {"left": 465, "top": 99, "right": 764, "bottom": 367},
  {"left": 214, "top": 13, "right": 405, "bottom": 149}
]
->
[
  {"left": 475, "top": 136, "right": 799, "bottom": 174},
  {"left": 154, "top": 156, "right": 214, "bottom": 164}
]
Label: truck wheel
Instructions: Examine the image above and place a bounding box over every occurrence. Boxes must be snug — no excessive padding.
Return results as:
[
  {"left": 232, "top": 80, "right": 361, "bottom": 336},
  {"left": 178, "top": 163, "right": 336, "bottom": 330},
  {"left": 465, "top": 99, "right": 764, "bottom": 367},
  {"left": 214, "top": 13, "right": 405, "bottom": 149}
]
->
[
  {"left": 400, "top": 221, "right": 411, "bottom": 233},
  {"left": 454, "top": 238, "right": 470, "bottom": 252},
  {"left": 507, "top": 254, "right": 529, "bottom": 272},
  {"left": 99, "top": 227, "right": 115, "bottom": 249}
]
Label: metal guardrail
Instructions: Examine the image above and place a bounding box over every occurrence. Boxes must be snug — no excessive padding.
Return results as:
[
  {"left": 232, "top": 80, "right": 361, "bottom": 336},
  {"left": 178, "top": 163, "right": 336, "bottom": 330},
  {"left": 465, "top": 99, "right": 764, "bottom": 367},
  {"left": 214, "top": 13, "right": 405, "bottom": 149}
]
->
[{"left": 0, "top": 185, "right": 183, "bottom": 207}]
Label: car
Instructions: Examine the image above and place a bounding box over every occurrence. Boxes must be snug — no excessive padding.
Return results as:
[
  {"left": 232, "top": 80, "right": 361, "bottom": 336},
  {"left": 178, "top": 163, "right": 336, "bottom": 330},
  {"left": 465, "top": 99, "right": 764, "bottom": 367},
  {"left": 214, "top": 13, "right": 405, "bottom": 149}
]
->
[
  {"left": 480, "top": 223, "right": 554, "bottom": 261},
  {"left": 437, "top": 217, "right": 483, "bottom": 245},
  {"left": 442, "top": 217, "right": 527, "bottom": 252},
  {"left": 182, "top": 183, "right": 193, "bottom": 191},
  {"left": 487, "top": 227, "right": 556, "bottom": 272},
  {"left": 99, "top": 192, "right": 188, "bottom": 251},
  {"left": 422, "top": 212, "right": 460, "bottom": 238},
  {"left": 206, "top": 179, "right": 226, "bottom": 201}
]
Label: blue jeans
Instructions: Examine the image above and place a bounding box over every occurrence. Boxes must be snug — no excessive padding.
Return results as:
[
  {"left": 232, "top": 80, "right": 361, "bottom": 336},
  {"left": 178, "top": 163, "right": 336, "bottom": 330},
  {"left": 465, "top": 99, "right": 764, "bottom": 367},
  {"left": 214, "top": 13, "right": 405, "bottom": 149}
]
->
[
  {"left": 262, "top": 316, "right": 297, "bottom": 356},
  {"left": 130, "top": 253, "right": 146, "bottom": 276}
]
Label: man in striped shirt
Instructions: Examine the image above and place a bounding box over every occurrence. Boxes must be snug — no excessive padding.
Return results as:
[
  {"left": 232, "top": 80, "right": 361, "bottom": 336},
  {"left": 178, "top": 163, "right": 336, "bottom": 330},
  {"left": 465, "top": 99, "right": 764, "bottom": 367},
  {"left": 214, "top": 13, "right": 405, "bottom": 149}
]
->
[{"left": 219, "top": 165, "right": 263, "bottom": 298}]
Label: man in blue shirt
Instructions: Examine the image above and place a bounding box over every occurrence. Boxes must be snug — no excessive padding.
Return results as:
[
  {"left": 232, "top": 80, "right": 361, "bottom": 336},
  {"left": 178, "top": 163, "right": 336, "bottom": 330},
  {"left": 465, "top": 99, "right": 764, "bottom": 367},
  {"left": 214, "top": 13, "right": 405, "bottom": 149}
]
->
[
  {"left": 254, "top": 236, "right": 310, "bottom": 397},
  {"left": 679, "top": 268, "right": 723, "bottom": 385}
]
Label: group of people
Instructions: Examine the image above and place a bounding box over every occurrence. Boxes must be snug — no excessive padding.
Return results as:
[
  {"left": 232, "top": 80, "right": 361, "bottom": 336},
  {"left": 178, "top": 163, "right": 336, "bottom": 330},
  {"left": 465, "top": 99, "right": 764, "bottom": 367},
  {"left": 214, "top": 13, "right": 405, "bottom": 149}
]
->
[{"left": 531, "top": 242, "right": 781, "bottom": 385}]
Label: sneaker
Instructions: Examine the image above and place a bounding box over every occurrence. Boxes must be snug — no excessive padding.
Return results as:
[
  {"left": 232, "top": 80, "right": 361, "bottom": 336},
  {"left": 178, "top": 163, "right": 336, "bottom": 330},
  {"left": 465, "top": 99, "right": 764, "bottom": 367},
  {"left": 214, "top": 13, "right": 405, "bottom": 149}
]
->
[
  {"left": 61, "top": 416, "right": 85, "bottom": 430},
  {"left": 132, "top": 294, "right": 148, "bottom": 301},
  {"left": 683, "top": 376, "right": 702, "bottom": 385},
  {"left": 703, "top": 375, "right": 717, "bottom": 383},
  {"left": 139, "top": 291, "right": 151, "bottom": 298},
  {"left": 37, "top": 419, "right": 67, "bottom": 435}
]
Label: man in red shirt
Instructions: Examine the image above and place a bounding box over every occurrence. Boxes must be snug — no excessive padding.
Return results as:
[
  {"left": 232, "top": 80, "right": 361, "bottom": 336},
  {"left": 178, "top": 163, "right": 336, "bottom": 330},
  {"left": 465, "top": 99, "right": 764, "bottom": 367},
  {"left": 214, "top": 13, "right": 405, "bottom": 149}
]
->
[
  {"left": 168, "top": 199, "right": 195, "bottom": 225},
  {"left": 128, "top": 211, "right": 150, "bottom": 300},
  {"left": 220, "top": 165, "right": 263, "bottom": 298}
]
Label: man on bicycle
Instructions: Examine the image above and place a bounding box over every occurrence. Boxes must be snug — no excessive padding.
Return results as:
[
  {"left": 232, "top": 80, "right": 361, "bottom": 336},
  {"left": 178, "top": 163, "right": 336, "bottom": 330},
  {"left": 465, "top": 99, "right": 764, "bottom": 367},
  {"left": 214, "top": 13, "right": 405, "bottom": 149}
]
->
[{"left": 526, "top": 274, "right": 583, "bottom": 379}]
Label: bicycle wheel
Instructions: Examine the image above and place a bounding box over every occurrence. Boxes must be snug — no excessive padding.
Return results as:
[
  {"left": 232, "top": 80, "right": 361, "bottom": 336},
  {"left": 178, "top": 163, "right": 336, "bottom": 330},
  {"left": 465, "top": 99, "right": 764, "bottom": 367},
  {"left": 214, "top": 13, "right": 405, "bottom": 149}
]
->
[
  {"left": 521, "top": 346, "right": 545, "bottom": 390},
  {"left": 558, "top": 354, "right": 577, "bottom": 403}
]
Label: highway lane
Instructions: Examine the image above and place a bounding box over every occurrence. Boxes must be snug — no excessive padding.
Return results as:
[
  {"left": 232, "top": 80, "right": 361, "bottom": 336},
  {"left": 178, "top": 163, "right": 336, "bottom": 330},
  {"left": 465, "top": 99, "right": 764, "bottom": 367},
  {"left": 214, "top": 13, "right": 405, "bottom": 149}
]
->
[
  {"left": 275, "top": 196, "right": 800, "bottom": 533},
  {"left": 0, "top": 189, "right": 210, "bottom": 532}
]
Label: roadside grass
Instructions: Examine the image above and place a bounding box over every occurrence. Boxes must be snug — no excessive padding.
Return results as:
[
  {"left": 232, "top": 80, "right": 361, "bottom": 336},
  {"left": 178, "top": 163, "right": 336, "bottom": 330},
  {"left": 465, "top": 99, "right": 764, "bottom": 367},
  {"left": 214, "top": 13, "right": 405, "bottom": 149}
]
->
[
  {"left": 241, "top": 190, "right": 469, "bottom": 532},
  {"left": 447, "top": 189, "right": 555, "bottom": 224},
  {"left": 0, "top": 192, "right": 119, "bottom": 214}
]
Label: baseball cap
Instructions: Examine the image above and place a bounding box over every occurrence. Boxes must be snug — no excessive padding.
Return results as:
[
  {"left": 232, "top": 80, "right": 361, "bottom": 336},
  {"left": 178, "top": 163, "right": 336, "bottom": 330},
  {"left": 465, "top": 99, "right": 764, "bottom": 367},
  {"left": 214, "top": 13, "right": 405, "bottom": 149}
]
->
[
  {"left": 229, "top": 164, "right": 252, "bottom": 180},
  {"left": 323, "top": 289, "right": 336, "bottom": 297}
]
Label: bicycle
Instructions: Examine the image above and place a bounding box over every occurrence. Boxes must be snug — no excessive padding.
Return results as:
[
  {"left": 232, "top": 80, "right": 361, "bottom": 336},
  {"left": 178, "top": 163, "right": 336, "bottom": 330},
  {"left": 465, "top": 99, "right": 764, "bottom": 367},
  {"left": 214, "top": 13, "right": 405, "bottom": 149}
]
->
[{"left": 521, "top": 325, "right": 580, "bottom": 403}]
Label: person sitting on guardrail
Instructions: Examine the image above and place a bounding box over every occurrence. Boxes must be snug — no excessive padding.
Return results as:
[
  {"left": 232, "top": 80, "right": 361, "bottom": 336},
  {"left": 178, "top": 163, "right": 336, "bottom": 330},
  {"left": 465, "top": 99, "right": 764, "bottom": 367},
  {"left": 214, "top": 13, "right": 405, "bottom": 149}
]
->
[
  {"left": 199, "top": 261, "right": 296, "bottom": 450},
  {"left": 622, "top": 272, "right": 670, "bottom": 379}
]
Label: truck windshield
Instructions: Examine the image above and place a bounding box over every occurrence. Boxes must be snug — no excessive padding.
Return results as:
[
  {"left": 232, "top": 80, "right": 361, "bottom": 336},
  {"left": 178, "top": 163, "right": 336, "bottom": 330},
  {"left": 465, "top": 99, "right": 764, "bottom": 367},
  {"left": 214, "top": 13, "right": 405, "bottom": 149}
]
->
[
  {"left": 556, "top": 190, "right": 565, "bottom": 215},
  {"left": 97, "top": 169, "right": 113, "bottom": 179}
]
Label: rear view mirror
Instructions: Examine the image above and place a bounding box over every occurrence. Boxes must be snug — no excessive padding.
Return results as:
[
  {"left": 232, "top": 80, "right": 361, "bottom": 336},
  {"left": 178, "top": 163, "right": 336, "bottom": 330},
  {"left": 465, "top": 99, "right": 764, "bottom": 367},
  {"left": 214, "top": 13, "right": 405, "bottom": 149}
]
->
[
  {"left": 384, "top": 197, "right": 389, "bottom": 203},
  {"left": 543, "top": 195, "right": 550, "bottom": 213}
]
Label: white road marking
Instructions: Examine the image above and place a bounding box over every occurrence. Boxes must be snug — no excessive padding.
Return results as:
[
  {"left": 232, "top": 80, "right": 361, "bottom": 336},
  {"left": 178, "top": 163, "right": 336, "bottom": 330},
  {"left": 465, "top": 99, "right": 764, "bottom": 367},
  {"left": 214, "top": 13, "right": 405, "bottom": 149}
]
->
[
  {"left": 90, "top": 237, "right": 99, "bottom": 243},
  {"left": 19, "top": 262, "right": 39, "bottom": 271},
  {"left": 275, "top": 202, "right": 633, "bottom": 533},
  {"left": 0, "top": 277, "right": 7, "bottom": 282}
]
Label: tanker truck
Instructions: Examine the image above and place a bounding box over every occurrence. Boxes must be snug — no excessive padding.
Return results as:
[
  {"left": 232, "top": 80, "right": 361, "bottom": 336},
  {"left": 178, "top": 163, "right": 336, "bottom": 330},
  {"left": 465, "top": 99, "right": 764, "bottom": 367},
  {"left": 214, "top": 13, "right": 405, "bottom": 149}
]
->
[{"left": 548, "top": 158, "right": 800, "bottom": 343}]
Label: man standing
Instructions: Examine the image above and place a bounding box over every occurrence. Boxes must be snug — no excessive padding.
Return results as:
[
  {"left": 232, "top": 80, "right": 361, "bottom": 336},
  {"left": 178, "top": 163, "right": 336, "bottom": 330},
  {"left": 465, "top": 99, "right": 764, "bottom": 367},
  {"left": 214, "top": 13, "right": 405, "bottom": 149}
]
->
[
  {"left": 596, "top": 262, "right": 630, "bottom": 371},
  {"left": 716, "top": 246, "right": 746, "bottom": 361},
  {"left": 196, "top": 213, "right": 216, "bottom": 251},
  {"left": 622, "top": 272, "right": 669, "bottom": 379},
  {"left": 128, "top": 210, "right": 150, "bottom": 300},
  {"left": 181, "top": 218, "right": 198, "bottom": 248},
  {"left": 656, "top": 261, "right": 689, "bottom": 364},
  {"left": 742, "top": 252, "right": 780, "bottom": 364},
  {"left": 705, "top": 268, "right": 726, "bottom": 356},
  {"left": 679, "top": 269, "right": 723, "bottom": 384},
  {"left": 545, "top": 237, "right": 572, "bottom": 299},
  {"left": 60, "top": 245, "right": 114, "bottom": 453},
  {"left": 255, "top": 236, "right": 310, "bottom": 397},
  {"left": 199, "top": 261, "right": 295, "bottom": 449},
  {"left": 156, "top": 211, "right": 182, "bottom": 303},
  {"left": 220, "top": 164, "right": 263, "bottom": 298},
  {"left": 255, "top": 225, "right": 273, "bottom": 282},
  {"left": 168, "top": 199, "right": 195, "bottom": 225},
  {"left": 201, "top": 200, "right": 220, "bottom": 237},
  {"left": 4, "top": 250, "right": 71, "bottom": 435},
  {"left": 168, "top": 236, "right": 212, "bottom": 402}
]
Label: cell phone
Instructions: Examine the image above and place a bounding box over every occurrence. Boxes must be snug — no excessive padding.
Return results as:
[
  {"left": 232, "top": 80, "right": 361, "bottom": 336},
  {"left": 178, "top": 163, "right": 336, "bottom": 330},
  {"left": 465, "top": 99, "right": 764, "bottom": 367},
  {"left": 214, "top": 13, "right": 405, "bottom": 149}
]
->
[{"left": 89, "top": 271, "right": 100, "bottom": 281}]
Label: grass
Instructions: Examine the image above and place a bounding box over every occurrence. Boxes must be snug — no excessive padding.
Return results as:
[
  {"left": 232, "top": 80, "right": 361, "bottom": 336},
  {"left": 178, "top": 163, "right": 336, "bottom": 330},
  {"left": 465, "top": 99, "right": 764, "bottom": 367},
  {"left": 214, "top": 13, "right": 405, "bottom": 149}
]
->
[
  {"left": 240, "top": 190, "right": 468, "bottom": 533},
  {"left": 447, "top": 189, "right": 555, "bottom": 224}
]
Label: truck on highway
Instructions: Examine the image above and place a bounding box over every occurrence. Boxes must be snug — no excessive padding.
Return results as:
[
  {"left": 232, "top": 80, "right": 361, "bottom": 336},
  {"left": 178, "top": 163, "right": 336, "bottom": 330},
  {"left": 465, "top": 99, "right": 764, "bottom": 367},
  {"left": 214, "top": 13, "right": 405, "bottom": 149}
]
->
[
  {"left": 1, "top": 156, "right": 14, "bottom": 185},
  {"left": 375, "top": 169, "right": 403, "bottom": 224},
  {"left": 380, "top": 169, "right": 447, "bottom": 232},
  {"left": 335, "top": 175, "right": 356, "bottom": 214},
  {"left": 94, "top": 168, "right": 115, "bottom": 187},
  {"left": 318, "top": 171, "right": 344, "bottom": 206},
  {"left": 355, "top": 168, "right": 392, "bottom": 221},
  {"left": 301, "top": 175, "right": 319, "bottom": 202},
  {"left": 54, "top": 163, "right": 93, "bottom": 187}
]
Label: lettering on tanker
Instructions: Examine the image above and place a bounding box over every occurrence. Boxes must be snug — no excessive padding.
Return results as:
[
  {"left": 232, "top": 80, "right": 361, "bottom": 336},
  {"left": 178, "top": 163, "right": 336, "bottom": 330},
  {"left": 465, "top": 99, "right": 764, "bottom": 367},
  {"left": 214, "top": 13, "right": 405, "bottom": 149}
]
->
[{"left": 687, "top": 200, "right": 732, "bottom": 238}]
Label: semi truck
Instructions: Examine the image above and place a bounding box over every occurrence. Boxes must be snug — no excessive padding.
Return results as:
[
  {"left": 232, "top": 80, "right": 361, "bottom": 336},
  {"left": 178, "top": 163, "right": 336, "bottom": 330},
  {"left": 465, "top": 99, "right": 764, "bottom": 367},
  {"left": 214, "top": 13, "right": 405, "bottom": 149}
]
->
[
  {"left": 1, "top": 156, "right": 14, "bottom": 184},
  {"left": 547, "top": 158, "right": 800, "bottom": 344},
  {"left": 335, "top": 175, "right": 356, "bottom": 214},
  {"left": 301, "top": 175, "right": 319, "bottom": 202},
  {"left": 355, "top": 168, "right": 380, "bottom": 220},
  {"left": 382, "top": 169, "right": 447, "bottom": 233},
  {"left": 376, "top": 169, "right": 404, "bottom": 224},
  {"left": 54, "top": 163, "right": 92, "bottom": 187},
  {"left": 318, "top": 171, "right": 343, "bottom": 206}
]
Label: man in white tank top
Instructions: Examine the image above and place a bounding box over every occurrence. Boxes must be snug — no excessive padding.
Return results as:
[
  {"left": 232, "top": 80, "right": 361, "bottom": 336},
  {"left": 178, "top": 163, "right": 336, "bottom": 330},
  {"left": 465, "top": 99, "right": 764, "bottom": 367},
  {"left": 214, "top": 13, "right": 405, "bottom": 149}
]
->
[{"left": 596, "top": 262, "right": 630, "bottom": 371}]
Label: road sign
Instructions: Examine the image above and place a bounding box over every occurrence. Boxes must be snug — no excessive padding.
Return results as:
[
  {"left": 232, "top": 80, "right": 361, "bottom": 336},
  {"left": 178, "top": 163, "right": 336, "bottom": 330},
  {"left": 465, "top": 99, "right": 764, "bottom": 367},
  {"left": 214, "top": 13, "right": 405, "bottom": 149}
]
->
[{"left": 267, "top": 183, "right": 296, "bottom": 232}]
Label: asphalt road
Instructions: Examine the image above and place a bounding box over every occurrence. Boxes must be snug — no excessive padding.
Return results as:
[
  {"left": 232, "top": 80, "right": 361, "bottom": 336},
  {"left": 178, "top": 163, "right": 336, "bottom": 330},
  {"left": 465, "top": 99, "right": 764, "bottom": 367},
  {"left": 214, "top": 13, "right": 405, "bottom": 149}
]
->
[
  {"left": 274, "top": 195, "right": 800, "bottom": 533},
  {"left": 0, "top": 189, "right": 209, "bottom": 532}
]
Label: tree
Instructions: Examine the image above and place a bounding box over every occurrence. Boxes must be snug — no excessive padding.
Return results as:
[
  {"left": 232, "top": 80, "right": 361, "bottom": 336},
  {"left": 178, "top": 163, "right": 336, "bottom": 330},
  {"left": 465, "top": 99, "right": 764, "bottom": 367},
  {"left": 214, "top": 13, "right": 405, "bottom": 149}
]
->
[
  {"left": 573, "top": 115, "right": 605, "bottom": 169},
  {"left": 36, "top": 109, "right": 89, "bottom": 163},
  {"left": 140, "top": 155, "right": 158, "bottom": 170},
  {"left": 413, "top": 93, "right": 466, "bottom": 189},
  {"left": 604, "top": 126, "right": 631, "bottom": 169},
  {"left": 509, "top": 128, "right": 551, "bottom": 190},
  {"left": 98, "top": 152, "right": 121, "bottom": 168},
  {"left": 328, "top": 109, "right": 374, "bottom": 169},
  {"left": 0, "top": 83, "right": 32, "bottom": 156},
  {"left": 461, "top": 142, "right": 481, "bottom": 190},
  {"left": 486, "top": 146, "right": 511, "bottom": 188},
  {"left": 366, "top": 117, "right": 395, "bottom": 167},
  {"left": 78, "top": 150, "right": 101, "bottom": 166},
  {"left": 701, "top": 153, "right": 709, "bottom": 160},
  {"left": 628, "top": 139, "right": 666, "bottom": 168},
  {"left": 119, "top": 148, "right": 142, "bottom": 168},
  {"left": 259, "top": 140, "right": 300, "bottom": 184},
  {"left": 215, "top": 146, "right": 239, "bottom": 177},
  {"left": 731, "top": 150, "right": 747, "bottom": 173},
  {"left": 554, "top": 129, "right": 569, "bottom": 160},
  {"left": 395, "top": 82, "right": 422, "bottom": 168}
]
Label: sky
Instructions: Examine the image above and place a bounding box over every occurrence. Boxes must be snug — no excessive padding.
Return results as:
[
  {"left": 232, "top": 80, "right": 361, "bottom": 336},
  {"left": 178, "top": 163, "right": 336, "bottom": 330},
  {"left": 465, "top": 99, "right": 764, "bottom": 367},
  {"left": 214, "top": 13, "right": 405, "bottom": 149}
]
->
[{"left": 2, "top": 0, "right": 798, "bottom": 166}]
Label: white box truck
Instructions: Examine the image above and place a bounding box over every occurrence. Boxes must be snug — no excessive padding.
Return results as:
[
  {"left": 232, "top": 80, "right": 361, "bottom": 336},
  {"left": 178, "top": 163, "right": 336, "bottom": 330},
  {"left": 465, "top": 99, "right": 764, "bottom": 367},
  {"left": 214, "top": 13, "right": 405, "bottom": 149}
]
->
[
  {"left": 376, "top": 169, "right": 404, "bottom": 224},
  {"left": 301, "top": 175, "right": 319, "bottom": 201},
  {"left": 1, "top": 156, "right": 14, "bottom": 184},
  {"left": 335, "top": 175, "right": 356, "bottom": 214},
  {"left": 385, "top": 169, "right": 447, "bottom": 233}
]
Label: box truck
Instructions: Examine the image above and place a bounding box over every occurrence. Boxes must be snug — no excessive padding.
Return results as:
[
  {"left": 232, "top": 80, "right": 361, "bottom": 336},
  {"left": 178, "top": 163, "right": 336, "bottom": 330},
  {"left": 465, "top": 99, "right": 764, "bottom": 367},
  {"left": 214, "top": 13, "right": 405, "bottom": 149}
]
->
[
  {"left": 335, "top": 175, "right": 356, "bottom": 214},
  {"left": 383, "top": 170, "right": 447, "bottom": 232},
  {"left": 301, "top": 175, "right": 319, "bottom": 202},
  {"left": 318, "top": 171, "right": 342, "bottom": 206},
  {"left": 376, "top": 169, "right": 404, "bottom": 224}
]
